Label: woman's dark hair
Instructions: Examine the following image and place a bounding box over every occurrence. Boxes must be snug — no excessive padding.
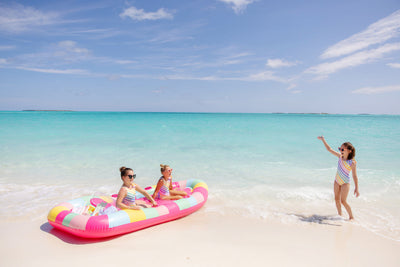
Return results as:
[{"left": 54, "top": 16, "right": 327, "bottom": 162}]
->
[
  {"left": 343, "top": 142, "right": 356, "bottom": 160},
  {"left": 119, "top": 166, "right": 133, "bottom": 177}
]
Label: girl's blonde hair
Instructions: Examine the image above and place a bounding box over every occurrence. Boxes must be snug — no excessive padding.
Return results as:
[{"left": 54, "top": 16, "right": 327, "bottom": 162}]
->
[{"left": 160, "top": 164, "right": 170, "bottom": 173}]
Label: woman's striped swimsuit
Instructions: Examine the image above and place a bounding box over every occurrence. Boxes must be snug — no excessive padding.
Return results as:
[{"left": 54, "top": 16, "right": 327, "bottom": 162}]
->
[{"left": 122, "top": 184, "right": 136, "bottom": 206}]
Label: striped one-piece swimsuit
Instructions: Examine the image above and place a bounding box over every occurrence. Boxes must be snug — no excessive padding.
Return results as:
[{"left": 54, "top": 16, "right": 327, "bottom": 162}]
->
[
  {"left": 335, "top": 159, "right": 356, "bottom": 185},
  {"left": 122, "top": 184, "right": 136, "bottom": 206},
  {"left": 157, "top": 177, "right": 171, "bottom": 199}
]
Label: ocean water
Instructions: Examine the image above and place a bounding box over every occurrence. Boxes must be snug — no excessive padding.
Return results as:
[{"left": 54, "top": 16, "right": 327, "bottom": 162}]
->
[{"left": 1, "top": 111, "right": 399, "bottom": 240}]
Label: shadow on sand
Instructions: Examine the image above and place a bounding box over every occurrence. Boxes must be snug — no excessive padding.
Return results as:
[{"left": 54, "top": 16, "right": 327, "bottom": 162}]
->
[
  {"left": 40, "top": 222, "right": 120, "bottom": 244},
  {"left": 289, "top": 214, "right": 344, "bottom": 226}
]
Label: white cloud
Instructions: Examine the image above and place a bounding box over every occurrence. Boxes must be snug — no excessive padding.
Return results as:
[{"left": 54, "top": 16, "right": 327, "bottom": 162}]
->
[
  {"left": 120, "top": 6, "right": 174, "bottom": 21},
  {"left": 218, "top": 0, "right": 256, "bottom": 14},
  {"left": 321, "top": 9, "right": 400, "bottom": 59},
  {"left": 387, "top": 62, "right": 400, "bottom": 68},
  {"left": 15, "top": 66, "right": 88, "bottom": 75},
  {"left": 0, "top": 45, "right": 16, "bottom": 51},
  {"left": 0, "top": 3, "right": 59, "bottom": 33},
  {"left": 57, "top": 41, "right": 90, "bottom": 56},
  {"left": 306, "top": 42, "right": 400, "bottom": 76},
  {"left": 156, "top": 70, "right": 287, "bottom": 83},
  {"left": 286, "top": 84, "right": 297, "bottom": 90},
  {"left": 266, "top": 58, "right": 299, "bottom": 68},
  {"left": 352, "top": 85, "right": 400, "bottom": 94},
  {"left": 244, "top": 71, "right": 286, "bottom": 82}
]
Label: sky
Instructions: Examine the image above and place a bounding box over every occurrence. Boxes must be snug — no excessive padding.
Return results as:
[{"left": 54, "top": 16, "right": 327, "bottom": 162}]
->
[{"left": 0, "top": 0, "right": 400, "bottom": 114}]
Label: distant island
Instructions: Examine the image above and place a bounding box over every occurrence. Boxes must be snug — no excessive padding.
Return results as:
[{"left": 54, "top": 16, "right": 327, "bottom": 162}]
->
[{"left": 22, "top": 110, "right": 75, "bottom": 112}]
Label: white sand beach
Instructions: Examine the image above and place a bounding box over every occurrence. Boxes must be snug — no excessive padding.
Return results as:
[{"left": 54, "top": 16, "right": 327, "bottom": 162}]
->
[{"left": 1, "top": 211, "right": 398, "bottom": 267}]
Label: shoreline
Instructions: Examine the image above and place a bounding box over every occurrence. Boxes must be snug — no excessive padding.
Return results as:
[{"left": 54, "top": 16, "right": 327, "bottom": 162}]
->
[{"left": 1, "top": 212, "right": 398, "bottom": 267}]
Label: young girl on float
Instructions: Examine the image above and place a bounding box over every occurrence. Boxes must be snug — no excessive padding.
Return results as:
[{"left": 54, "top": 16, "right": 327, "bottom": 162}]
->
[
  {"left": 116, "top": 167, "right": 157, "bottom": 210},
  {"left": 317, "top": 136, "right": 360, "bottom": 220},
  {"left": 152, "top": 164, "right": 187, "bottom": 200}
]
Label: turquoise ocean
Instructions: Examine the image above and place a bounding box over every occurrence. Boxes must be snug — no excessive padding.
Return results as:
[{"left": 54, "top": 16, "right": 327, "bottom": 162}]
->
[{"left": 0, "top": 111, "right": 399, "bottom": 241}]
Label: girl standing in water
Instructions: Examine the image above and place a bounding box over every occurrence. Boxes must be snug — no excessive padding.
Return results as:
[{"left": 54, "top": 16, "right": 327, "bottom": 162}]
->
[{"left": 318, "top": 136, "right": 360, "bottom": 220}]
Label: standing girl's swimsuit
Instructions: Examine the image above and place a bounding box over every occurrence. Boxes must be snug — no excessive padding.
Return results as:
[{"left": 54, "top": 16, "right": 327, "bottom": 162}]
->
[
  {"left": 335, "top": 159, "right": 356, "bottom": 185},
  {"left": 156, "top": 177, "right": 171, "bottom": 199},
  {"left": 122, "top": 183, "right": 136, "bottom": 206}
]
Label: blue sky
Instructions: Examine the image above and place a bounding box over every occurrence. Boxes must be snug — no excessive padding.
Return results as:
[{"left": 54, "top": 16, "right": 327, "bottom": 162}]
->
[{"left": 1, "top": 0, "right": 400, "bottom": 114}]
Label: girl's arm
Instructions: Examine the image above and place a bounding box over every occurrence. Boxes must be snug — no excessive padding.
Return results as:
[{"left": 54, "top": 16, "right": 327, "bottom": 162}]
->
[
  {"left": 116, "top": 187, "right": 140, "bottom": 210},
  {"left": 136, "top": 185, "right": 158, "bottom": 206},
  {"left": 152, "top": 180, "right": 163, "bottom": 199},
  {"left": 169, "top": 176, "right": 174, "bottom": 190},
  {"left": 317, "top": 136, "right": 340, "bottom": 157},
  {"left": 351, "top": 162, "right": 360, "bottom": 197}
]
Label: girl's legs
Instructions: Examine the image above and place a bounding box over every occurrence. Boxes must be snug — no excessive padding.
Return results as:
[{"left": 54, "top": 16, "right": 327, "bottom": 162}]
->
[
  {"left": 333, "top": 181, "right": 342, "bottom": 216},
  {"left": 340, "top": 183, "right": 354, "bottom": 220},
  {"left": 160, "top": 195, "right": 183, "bottom": 200},
  {"left": 170, "top": 189, "right": 187, "bottom": 197}
]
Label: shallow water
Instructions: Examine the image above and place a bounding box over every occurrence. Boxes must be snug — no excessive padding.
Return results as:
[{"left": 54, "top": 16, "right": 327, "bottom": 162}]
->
[{"left": 0, "top": 111, "right": 399, "bottom": 240}]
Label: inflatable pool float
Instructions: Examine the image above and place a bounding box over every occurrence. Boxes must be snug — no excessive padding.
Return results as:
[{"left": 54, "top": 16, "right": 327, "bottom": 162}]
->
[{"left": 47, "top": 179, "right": 208, "bottom": 238}]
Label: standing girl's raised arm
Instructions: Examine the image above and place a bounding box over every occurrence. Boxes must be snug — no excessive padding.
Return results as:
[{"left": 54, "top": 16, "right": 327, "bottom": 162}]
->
[{"left": 318, "top": 136, "right": 341, "bottom": 157}]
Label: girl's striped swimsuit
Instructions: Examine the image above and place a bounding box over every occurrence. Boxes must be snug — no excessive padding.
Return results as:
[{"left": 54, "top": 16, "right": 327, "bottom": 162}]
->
[
  {"left": 335, "top": 159, "right": 356, "bottom": 185},
  {"left": 157, "top": 177, "right": 171, "bottom": 199}
]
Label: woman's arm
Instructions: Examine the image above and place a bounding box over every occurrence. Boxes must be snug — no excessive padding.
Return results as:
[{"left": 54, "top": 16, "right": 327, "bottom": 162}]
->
[
  {"left": 317, "top": 136, "right": 340, "bottom": 157},
  {"left": 351, "top": 162, "right": 360, "bottom": 197},
  {"left": 136, "top": 185, "right": 157, "bottom": 206}
]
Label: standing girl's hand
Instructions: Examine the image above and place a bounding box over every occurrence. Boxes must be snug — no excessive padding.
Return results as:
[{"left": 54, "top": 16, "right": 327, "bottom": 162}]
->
[
  {"left": 317, "top": 136, "right": 324, "bottom": 141},
  {"left": 354, "top": 188, "right": 360, "bottom": 197}
]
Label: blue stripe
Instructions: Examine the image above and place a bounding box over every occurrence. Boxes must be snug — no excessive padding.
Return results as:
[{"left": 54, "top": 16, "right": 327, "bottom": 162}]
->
[{"left": 108, "top": 210, "right": 131, "bottom": 228}]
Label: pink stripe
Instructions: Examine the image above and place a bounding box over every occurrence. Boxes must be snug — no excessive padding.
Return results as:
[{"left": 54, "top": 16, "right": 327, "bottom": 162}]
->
[
  {"left": 178, "top": 180, "right": 187, "bottom": 189},
  {"left": 193, "top": 186, "right": 208, "bottom": 198},
  {"left": 59, "top": 202, "right": 74, "bottom": 209},
  {"left": 69, "top": 214, "right": 91, "bottom": 230},
  {"left": 55, "top": 210, "right": 71, "bottom": 225},
  {"left": 155, "top": 205, "right": 170, "bottom": 216},
  {"left": 192, "top": 192, "right": 205, "bottom": 203},
  {"left": 86, "top": 215, "right": 110, "bottom": 231},
  {"left": 163, "top": 201, "right": 180, "bottom": 214}
]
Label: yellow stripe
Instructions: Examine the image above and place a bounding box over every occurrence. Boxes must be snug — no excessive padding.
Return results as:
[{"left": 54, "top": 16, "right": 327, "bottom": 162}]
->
[
  {"left": 124, "top": 209, "right": 146, "bottom": 222},
  {"left": 47, "top": 206, "right": 70, "bottom": 222},
  {"left": 99, "top": 196, "right": 114, "bottom": 203},
  {"left": 335, "top": 175, "right": 345, "bottom": 185},
  {"left": 193, "top": 182, "right": 208, "bottom": 191}
]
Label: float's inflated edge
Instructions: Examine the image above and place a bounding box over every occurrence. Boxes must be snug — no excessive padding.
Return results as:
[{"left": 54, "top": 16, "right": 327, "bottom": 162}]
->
[{"left": 47, "top": 179, "right": 208, "bottom": 238}]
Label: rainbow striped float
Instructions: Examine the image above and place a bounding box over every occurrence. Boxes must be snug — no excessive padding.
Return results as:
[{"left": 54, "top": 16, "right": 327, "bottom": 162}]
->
[{"left": 47, "top": 179, "right": 208, "bottom": 238}]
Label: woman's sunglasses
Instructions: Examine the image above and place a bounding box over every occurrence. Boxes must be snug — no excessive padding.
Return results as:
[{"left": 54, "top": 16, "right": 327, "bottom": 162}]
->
[
  {"left": 338, "top": 147, "right": 345, "bottom": 152},
  {"left": 127, "top": 174, "right": 136, "bottom": 179}
]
